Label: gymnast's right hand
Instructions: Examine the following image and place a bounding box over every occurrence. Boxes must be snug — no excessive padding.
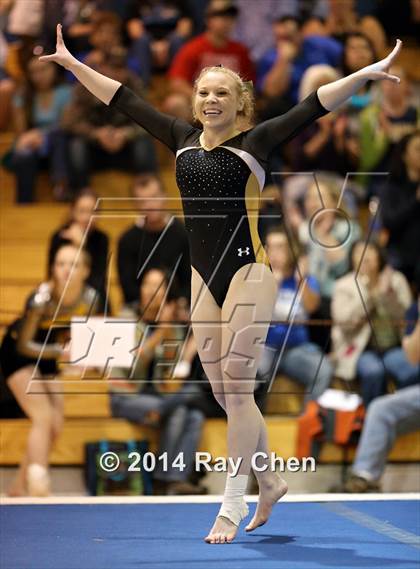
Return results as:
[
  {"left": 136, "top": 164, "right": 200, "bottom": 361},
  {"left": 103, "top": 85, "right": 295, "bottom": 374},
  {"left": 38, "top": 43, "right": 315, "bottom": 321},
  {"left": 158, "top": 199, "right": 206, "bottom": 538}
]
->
[{"left": 39, "top": 23, "right": 75, "bottom": 70}]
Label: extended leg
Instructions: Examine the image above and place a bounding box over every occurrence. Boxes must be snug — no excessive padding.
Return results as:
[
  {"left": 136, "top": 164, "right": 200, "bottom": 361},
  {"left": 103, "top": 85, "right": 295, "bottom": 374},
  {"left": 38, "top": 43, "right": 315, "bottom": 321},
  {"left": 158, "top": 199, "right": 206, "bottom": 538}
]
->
[{"left": 352, "top": 384, "right": 420, "bottom": 481}]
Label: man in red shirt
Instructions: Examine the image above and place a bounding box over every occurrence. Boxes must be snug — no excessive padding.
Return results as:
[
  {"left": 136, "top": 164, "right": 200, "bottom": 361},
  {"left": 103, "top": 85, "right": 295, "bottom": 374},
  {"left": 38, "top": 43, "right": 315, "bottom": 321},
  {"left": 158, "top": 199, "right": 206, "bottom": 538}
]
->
[{"left": 168, "top": 0, "right": 255, "bottom": 97}]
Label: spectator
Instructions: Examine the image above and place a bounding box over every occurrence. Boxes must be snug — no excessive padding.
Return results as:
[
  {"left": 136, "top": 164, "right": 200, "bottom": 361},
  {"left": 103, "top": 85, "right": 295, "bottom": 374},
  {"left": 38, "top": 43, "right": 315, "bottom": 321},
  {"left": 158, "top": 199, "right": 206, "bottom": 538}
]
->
[
  {"left": 64, "top": 9, "right": 149, "bottom": 84},
  {"left": 8, "top": 55, "right": 72, "bottom": 202},
  {"left": 291, "top": 180, "right": 361, "bottom": 348},
  {"left": 81, "top": 10, "right": 124, "bottom": 68},
  {"left": 0, "top": 243, "right": 100, "bottom": 496},
  {"left": 331, "top": 239, "right": 417, "bottom": 407},
  {"left": 339, "top": 32, "right": 377, "bottom": 112},
  {"left": 109, "top": 266, "right": 207, "bottom": 495},
  {"left": 380, "top": 130, "right": 420, "bottom": 283},
  {"left": 377, "top": 0, "right": 420, "bottom": 46},
  {"left": 47, "top": 188, "right": 109, "bottom": 311},
  {"left": 257, "top": 15, "right": 342, "bottom": 106},
  {"left": 62, "top": 46, "right": 157, "bottom": 190},
  {"left": 403, "top": 297, "right": 420, "bottom": 366},
  {"left": 5, "top": 0, "right": 45, "bottom": 40},
  {"left": 304, "top": 0, "right": 387, "bottom": 58},
  {"left": 61, "top": 1, "right": 119, "bottom": 54},
  {"left": 231, "top": 0, "right": 288, "bottom": 63},
  {"left": 257, "top": 227, "right": 333, "bottom": 403},
  {"left": 290, "top": 64, "right": 357, "bottom": 177},
  {"left": 358, "top": 65, "right": 418, "bottom": 196},
  {"left": 117, "top": 174, "right": 191, "bottom": 305},
  {"left": 161, "top": 90, "right": 193, "bottom": 122},
  {"left": 168, "top": 0, "right": 255, "bottom": 98},
  {"left": 331, "top": 299, "right": 420, "bottom": 493},
  {"left": 125, "top": 0, "right": 193, "bottom": 81}
]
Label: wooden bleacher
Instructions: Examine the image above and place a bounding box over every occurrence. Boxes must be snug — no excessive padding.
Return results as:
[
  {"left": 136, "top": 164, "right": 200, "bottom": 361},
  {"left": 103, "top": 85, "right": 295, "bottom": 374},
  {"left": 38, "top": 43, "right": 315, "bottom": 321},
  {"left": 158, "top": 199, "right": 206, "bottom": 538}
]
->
[
  {"left": 1, "top": 132, "right": 419, "bottom": 471},
  {"left": 1, "top": 374, "right": 419, "bottom": 466}
]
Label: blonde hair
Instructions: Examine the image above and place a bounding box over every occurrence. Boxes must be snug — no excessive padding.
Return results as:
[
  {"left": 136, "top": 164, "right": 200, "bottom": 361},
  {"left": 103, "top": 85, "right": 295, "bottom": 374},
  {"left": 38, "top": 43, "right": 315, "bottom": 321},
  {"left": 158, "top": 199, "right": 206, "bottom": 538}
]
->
[{"left": 192, "top": 66, "right": 255, "bottom": 129}]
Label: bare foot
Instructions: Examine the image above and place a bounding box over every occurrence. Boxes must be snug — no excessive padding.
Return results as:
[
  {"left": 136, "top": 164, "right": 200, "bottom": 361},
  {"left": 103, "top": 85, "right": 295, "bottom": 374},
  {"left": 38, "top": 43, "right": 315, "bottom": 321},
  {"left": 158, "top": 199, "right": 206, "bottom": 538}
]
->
[
  {"left": 204, "top": 500, "right": 249, "bottom": 544},
  {"left": 245, "top": 472, "right": 288, "bottom": 532}
]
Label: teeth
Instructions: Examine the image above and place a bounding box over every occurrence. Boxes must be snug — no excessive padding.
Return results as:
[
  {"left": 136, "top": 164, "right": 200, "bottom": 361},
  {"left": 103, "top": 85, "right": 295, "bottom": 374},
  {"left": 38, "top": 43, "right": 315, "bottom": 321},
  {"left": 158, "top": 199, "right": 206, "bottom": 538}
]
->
[{"left": 204, "top": 110, "right": 221, "bottom": 115}]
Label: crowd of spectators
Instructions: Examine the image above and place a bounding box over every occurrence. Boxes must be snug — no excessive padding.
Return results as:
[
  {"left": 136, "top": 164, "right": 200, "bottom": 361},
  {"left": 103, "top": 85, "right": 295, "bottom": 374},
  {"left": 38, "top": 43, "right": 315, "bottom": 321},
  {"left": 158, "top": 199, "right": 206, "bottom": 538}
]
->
[{"left": 0, "top": 0, "right": 419, "bottom": 496}]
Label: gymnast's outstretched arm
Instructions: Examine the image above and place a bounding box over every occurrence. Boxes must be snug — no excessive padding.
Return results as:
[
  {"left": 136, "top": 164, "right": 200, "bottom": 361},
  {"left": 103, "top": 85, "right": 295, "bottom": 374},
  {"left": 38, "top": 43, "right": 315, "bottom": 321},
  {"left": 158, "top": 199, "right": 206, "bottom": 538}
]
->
[
  {"left": 39, "top": 24, "right": 120, "bottom": 105},
  {"left": 248, "top": 39, "right": 402, "bottom": 160},
  {"left": 40, "top": 24, "right": 194, "bottom": 152},
  {"left": 317, "top": 39, "right": 402, "bottom": 111}
]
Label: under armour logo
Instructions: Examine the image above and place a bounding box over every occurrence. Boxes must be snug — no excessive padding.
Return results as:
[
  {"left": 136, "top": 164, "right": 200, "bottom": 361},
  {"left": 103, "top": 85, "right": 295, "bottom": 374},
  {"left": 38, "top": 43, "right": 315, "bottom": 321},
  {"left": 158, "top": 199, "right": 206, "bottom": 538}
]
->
[{"left": 237, "top": 246, "right": 250, "bottom": 257}]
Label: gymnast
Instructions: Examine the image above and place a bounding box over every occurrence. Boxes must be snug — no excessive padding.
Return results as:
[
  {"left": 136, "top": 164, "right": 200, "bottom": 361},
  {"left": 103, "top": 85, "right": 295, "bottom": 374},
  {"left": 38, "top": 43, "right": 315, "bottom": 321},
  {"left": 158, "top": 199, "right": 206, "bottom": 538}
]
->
[{"left": 40, "top": 25, "right": 402, "bottom": 543}]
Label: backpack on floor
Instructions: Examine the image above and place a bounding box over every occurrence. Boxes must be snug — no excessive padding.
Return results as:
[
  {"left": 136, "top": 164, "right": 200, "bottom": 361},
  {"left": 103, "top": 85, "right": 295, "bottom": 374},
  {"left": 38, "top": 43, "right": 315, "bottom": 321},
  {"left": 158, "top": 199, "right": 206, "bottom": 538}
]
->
[{"left": 84, "top": 439, "right": 153, "bottom": 496}]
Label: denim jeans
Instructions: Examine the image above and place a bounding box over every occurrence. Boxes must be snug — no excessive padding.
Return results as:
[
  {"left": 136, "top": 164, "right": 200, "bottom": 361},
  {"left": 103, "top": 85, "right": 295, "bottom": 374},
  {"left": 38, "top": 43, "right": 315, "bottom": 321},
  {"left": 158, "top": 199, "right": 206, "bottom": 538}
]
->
[
  {"left": 110, "top": 384, "right": 205, "bottom": 482},
  {"left": 129, "top": 30, "right": 187, "bottom": 85},
  {"left": 257, "top": 342, "right": 333, "bottom": 402},
  {"left": 356, "top": 347, "right": 420, "bottom": 407},
  {"left": 11, "top": 129, "right": 69, "bottom": 203},
  {"left": 68, "top": 134, "right": 158, "bottom": 190},
  {"left": 352, "top": 384, "right": 420, "bottom": 481}
]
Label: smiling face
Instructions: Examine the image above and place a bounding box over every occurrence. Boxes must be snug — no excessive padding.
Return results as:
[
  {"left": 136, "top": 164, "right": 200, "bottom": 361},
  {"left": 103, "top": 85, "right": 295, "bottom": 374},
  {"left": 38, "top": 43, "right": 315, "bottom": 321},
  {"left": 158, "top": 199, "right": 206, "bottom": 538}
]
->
[{"left": 193, "top": 70, "right": 243, "bottom": 130}]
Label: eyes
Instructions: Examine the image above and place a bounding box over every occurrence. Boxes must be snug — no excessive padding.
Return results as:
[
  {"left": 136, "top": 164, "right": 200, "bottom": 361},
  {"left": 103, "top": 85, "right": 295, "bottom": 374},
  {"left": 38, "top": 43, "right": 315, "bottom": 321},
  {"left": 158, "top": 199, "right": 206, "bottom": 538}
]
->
[{"left": 198, "top": 90, "right": 228, "bottom": 97}]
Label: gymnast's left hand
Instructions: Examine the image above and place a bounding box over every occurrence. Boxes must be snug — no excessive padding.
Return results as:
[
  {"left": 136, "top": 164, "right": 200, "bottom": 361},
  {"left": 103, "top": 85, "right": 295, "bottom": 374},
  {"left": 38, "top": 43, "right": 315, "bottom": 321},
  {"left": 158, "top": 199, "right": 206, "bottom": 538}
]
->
[{"left": 361, "top": 39, "right": 402, "bottom": 83}]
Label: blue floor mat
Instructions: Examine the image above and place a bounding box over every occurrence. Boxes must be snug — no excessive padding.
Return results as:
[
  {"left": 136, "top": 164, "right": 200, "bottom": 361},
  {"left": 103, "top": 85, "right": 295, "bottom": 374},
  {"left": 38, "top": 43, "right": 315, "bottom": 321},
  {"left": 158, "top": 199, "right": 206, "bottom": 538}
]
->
[{"left": 1, "top": 500, "right": 419, "bottom": 569}]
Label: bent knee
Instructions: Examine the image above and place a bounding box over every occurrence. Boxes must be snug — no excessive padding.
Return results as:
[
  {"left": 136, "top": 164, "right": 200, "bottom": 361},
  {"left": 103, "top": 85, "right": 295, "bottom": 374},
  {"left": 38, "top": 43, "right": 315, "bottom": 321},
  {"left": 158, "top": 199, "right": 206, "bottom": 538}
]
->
[{"left": 225, "top": 390, "right": 254, "bottom": 410}]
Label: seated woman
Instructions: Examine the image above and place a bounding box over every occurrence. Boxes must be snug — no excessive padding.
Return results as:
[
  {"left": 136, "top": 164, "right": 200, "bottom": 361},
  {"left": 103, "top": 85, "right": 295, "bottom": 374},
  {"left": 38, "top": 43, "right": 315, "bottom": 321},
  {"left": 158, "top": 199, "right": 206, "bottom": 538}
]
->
[
  {"left": 332, "top": 293, "right": 420, "bottom": 493},
  {"left": 0, "top": 243, "right": 100, "bottom": 496},
  {"left": 9, "top": 55, "right": 72, "bottom": 202},
  {"left": 331, "top": 239, "right": 418, "bottom": 407},
  {"left": 47, "top": 187, "right": 109, "bottom": 311},
  {"left": 109, "top": 266, "right": 207, "bottom": 496},
  {"left": 257, "top": 227, "right": 333, "bottom": 404},
  {"left": 290, "top": 179, "right": 361, "bottom": 349}
]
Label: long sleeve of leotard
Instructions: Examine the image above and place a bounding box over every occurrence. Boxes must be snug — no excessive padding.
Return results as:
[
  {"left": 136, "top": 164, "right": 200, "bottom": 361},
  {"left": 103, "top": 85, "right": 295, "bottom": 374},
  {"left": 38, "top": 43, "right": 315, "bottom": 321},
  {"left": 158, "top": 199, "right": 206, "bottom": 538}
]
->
[
  {"left": 109, "top": 84, "right": 196, "bottom": 153},
  {"left": 247, "top": 90, "right": 329, "bottom": 162}
]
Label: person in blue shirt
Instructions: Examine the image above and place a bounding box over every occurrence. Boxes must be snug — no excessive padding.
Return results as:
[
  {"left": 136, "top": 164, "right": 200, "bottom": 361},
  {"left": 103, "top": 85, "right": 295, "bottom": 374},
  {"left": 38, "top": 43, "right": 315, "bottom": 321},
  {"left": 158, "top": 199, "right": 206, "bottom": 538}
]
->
[
  {"left": 257, "top": 15, "right": 343, "bottom": 105},
  {"left": 9, "top": 55, "right": 72, "bottom": 202},
  {"left": 257, "top": 227, "right": 333, "bottom": 402}
]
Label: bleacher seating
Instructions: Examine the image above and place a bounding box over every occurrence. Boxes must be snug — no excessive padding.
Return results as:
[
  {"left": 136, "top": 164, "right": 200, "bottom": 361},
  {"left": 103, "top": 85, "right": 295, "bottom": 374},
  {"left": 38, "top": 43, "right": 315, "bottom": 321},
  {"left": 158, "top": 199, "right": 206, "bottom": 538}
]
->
[
  {"left": 1, "top": 132, "right": 419, "bottom": 473},
  {"left": 1, "top": 372, "right": 419, "bottom": 466}
]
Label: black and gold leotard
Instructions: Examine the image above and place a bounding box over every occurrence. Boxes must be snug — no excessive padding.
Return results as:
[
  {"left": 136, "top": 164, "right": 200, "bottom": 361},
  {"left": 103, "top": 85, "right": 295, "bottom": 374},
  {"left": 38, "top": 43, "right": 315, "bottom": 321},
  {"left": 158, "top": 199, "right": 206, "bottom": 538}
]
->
[{"left": 110, "top": 85, "right": 328, "bottom": 307}]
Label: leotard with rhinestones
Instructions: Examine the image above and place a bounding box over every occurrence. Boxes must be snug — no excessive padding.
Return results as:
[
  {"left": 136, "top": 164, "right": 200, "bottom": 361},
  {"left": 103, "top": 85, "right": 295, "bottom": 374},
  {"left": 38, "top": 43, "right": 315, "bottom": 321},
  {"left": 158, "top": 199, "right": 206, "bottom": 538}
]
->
[{"left": 110, "top": 85, "right": 328, "bottom": 307}]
